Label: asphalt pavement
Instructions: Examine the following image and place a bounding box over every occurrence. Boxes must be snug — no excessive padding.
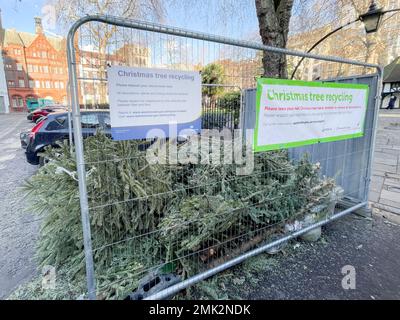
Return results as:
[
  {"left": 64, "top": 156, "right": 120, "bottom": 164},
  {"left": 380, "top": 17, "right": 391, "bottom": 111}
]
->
[
  {"left": 0, "top": 113, "right": 38, "bottom": 299},
  {"left": 247, "top": 214, "right": 400, "bottom": 300}
]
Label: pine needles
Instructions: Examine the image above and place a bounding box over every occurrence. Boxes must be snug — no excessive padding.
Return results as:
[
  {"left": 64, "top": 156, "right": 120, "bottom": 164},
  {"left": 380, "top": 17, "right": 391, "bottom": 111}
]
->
[{"left": 18, "top": 133, "right": 337, "bottom": 299}]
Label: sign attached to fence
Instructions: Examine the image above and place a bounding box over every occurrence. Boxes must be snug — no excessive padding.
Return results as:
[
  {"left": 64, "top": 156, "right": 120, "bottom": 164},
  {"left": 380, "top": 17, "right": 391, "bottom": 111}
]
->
[
  {"left": 253, "top": 78, "right": 369, "bottom": 152},
  {"left": 108, "top": 66, "right": 201, "bottom": 140}
]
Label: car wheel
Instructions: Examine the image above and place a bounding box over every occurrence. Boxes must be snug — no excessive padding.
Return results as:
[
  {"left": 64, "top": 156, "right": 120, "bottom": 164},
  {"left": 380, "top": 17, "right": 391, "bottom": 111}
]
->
[{"left": 39, "top": 155, "right": 50, "bottom": 167}]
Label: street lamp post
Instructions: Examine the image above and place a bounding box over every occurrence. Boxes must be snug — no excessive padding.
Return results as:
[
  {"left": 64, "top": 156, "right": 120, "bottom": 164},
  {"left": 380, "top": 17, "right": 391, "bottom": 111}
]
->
[
  {"left": 290, "top": 0, "right": 400, "bottom": 79},
  {"left": 360, "top": 1, "right": 383, "bottom": 33}
]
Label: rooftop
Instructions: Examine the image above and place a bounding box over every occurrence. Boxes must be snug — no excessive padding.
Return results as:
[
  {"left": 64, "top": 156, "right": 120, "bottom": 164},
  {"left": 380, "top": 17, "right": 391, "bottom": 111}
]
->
[{"left": 383, "top": 56, "right": 400, "bottom": 83}]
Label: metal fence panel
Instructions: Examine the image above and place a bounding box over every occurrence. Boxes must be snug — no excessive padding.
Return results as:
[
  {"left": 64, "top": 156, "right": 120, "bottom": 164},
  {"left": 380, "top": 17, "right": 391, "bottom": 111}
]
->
[
  {"left": 242, "top": 75, "right": 378, "bottom": 203},
  {"left": 65, "top": 15, "right": 382, "bottom": 300},
  {"left": 290, "top": 75, "right": 379, "bottom": 202}
]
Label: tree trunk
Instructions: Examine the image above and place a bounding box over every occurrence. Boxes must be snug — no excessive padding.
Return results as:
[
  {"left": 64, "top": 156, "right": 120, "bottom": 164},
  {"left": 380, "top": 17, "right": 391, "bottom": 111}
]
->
[{"left": 255, "top": 0, "right": 294, "bottom": 78}]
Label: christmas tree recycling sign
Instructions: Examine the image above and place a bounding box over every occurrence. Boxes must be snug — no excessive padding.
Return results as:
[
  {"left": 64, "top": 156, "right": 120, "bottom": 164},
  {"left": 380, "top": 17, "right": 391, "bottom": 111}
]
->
[
  {"left": 253, "top": 78, "right": 369, "bottom": 152},
  {"left": 108, "top": 66, "right": 201, "bottom": 140}
]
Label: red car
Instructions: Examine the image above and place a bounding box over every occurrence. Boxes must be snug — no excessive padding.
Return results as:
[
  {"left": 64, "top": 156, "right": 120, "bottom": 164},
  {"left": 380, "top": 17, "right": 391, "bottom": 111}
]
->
[{"left": 29, "top": 105, "right": 67, "bottom": 123}]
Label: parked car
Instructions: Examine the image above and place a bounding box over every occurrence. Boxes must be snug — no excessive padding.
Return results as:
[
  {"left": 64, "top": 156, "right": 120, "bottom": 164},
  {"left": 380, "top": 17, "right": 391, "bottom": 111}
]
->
[
  {"left": 27, "top": 105, "right": 67, "bottom": 122},
  {"left": 24, "top": 110, "right": 111, "bottom": 166}
]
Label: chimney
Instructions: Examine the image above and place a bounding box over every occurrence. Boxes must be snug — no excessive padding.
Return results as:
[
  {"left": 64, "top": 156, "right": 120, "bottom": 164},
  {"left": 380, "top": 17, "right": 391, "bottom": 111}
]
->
[{"left": 34, "top": 17, "right": 43, "bottom": 34}]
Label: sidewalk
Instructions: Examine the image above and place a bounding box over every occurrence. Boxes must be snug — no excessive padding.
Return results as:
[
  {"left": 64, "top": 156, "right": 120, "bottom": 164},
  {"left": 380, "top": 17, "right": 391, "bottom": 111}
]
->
[
  {"left": 370, "top": 109, "right": 400, "bottom": 224},
  {"left": 248, "top": 214, "right": 400, "bottom": 300},
  {"left": 189, "top": 109, "right": 400, "bottom": 300},
  {"left": 189, "top": 213, "right": 400, "bottom": 300}
]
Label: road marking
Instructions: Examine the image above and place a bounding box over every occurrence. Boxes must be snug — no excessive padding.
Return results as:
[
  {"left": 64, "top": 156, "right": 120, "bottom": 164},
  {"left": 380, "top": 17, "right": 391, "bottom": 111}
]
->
[
  {"left": 0, "top": 116, "right": 31, "bottom": 170},
  {"left": 0, "top": 117, "right": 26, "bottom": 139}
]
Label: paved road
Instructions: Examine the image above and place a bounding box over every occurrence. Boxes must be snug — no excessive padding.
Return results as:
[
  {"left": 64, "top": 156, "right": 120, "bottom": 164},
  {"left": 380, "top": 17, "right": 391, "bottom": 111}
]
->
[{"left": 0, "top": 114, "right": 38, "bottom": 299}]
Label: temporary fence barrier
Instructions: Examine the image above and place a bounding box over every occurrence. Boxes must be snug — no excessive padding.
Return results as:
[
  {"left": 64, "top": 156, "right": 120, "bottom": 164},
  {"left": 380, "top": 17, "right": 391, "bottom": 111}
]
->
[{"left": 65, "top": 15, "right": 382, "bottom": 300}]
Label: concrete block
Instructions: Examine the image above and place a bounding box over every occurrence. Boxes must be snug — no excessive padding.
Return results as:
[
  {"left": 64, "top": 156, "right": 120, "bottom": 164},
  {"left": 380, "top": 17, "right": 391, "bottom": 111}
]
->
[
  {"left": 373, "top": 156, "right": 398, "bottom": 166},
  {"left": 373, "top": 209, "right": 400, "bottom": 225},
  {"left": 372, "top": 163, "right": 397, "bottom": 174},
  {"left": 379, "top": 199, "right": 400, "bottom": 210},
  {"left": 378, "top": 148, "right": 400, "bottom": 156},
  {"left": 381, "top": 189, "right": 400, "bottom": 202},
  {"left": 372, "top": 202, "right": 400, "bottom": 215},
  {"left": 385, "top": 173, "right": 400, "bottom": 180},
  {"left": 386, "top": 185, "right": 400, "bottom": 194},
  {"left": 384, "top": 177, "right": 400, "bottom": 187}
]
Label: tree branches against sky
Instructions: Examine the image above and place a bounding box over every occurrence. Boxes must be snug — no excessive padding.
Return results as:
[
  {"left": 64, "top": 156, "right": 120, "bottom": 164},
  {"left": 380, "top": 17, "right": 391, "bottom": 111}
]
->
[
  {"left": 164, "top": 0, "right": 342, "bottom": 40},
  {"left": 46, "top": 0, "right": 165, "bottom": 32},
  {"left": 164, "top": 0, "right": 259, "bottom": 41},
  {"left": 289, "top": 0, "right": 339, "bottom": 34}
]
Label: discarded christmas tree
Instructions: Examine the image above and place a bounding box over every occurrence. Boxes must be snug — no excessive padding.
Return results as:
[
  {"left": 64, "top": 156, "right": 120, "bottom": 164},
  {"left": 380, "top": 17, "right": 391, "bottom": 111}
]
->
[{"left": 17, "top": 133, "right": 337, "bottom": 299}]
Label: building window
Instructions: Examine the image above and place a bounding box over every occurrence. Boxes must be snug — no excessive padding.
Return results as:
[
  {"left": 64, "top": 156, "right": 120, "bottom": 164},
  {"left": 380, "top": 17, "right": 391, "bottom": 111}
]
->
[
  {"left": 19, "top": 79, "right": 25, "bottom": 87},
  {"left": 7, "top": 80, "right": 15, "bottom": 87},
  {"left": 12, "top": 96, "right": 24, "bottom": 108},
  {"left": 5, "top": 64, "right": 12, "bottom": 69},
  {"left": 42, "top": 51, "right": 47, "bottom": 58},
  {"left": 59, "top": 67, "right": 63, "bottom": 74},
  {"left": 29, "top": 80, "right": 34, "bottom": 88},
  {"left": 60, "top": 82, "right": 64, "bottom": 89},
  {"left": 17, "top": 63, "right": 23, "bottom": 71},
  {"left": 45, "top": 81, "right": 51, "bottom": 89},
  {"left": 43, "top": 66, "right": 49, "bottom": 73},
  {"left": 54, "top": 81, "right": 59, "bottom": 89},
  {"left": 27, "top": 64, "right": 33, "bottom": 73},
  {"left": 13, "top": 49, "right": 21, "bottom": 55},
  {"left": 35, "top": 80, "right": 40, "bottom": 88},
  {"left": 33, "top": 65, "right": 39, "bottom": 72}
]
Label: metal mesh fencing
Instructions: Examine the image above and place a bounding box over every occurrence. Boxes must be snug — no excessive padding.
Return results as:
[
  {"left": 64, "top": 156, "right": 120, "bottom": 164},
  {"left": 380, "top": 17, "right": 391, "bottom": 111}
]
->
[{"left": 65, "top": 16, "right": 382, "bottom": 300}]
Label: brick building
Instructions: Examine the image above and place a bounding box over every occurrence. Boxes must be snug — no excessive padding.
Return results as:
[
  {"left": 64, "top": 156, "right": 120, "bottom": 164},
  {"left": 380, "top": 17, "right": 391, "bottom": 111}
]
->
[
  {"left": 0, "top": 15, "right": 68, "bottom": 112},
  {"left": 78, "top": 44, "right": 151, "bottom": 106}
]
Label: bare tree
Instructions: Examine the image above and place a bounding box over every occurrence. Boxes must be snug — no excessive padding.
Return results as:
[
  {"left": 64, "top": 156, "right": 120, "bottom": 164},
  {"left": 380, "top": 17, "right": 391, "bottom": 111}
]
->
[
  {"left": 255, "top": 0, "right": 294, "bottom": 78},
  {"left": 47, "top": 0, "right": 164, "bottom": 104},
  {"left": 50, "top": 0, "right": 164, "bottom": 29},
  {"left": 166, "top": 0, "right": 300, "bottom": 78}
]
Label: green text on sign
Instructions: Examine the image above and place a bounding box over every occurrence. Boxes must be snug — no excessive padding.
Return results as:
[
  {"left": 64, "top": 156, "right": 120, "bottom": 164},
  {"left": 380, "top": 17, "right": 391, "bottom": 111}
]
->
[{"left": 253, "top": 78, "right": 369, "bottom": 153}]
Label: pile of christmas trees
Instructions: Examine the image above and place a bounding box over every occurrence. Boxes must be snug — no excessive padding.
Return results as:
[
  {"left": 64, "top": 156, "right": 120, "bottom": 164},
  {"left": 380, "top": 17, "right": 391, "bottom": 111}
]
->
[{"left": 21, "top": 133, "right": 337, "bottom": 299}]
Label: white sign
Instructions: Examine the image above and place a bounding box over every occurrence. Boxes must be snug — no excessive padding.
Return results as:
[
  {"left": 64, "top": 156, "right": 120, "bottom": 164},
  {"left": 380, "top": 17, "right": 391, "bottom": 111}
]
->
[
  {"left": 108, "top": 66, "right": 201, "bottom": 140},
  {"left": 254, "top": 78, "right": 369, "bottom": 152}
]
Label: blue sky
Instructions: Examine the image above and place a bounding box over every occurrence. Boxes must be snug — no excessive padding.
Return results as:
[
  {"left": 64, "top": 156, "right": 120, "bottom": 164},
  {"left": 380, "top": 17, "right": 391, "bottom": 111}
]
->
[
  {"left": 0, "top": 0, "right": 323, "bottom": 43},
  {"left": 0, "top": 0, "right": 260, "bottom": 39},
  {"left": 0, "top": 0, "right": 46, "bottom": 32}
]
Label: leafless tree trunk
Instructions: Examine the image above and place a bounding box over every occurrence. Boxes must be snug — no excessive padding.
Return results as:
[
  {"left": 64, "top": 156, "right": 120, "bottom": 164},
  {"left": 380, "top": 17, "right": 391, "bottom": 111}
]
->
[{"left": 255, "top": 0, "right": 294, "bottom": 78}]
